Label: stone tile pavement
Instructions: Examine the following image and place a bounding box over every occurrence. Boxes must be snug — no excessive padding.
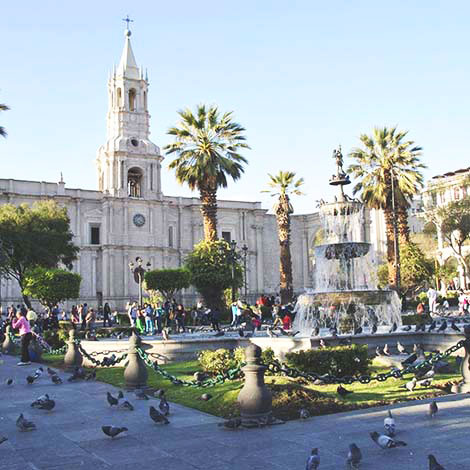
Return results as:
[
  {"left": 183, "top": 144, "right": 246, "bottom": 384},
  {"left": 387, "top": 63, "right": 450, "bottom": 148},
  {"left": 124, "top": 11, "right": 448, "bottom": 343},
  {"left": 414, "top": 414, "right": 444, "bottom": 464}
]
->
[{"left": 1, "top": 354, "right": 469, "bottom": 469}]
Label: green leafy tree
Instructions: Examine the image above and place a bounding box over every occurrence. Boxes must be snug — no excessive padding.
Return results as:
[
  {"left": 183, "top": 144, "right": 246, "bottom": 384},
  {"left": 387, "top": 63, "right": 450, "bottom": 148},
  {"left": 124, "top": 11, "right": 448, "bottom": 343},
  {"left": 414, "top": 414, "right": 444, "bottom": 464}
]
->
[
  {"left": 23, "top": 267, "right": 81, "bottom": 310},
  {"left": 144, "top": 268, "right": 191, "bottom": 301},
  {"left": 0, "top": 103, "right": 9, "bottom": 138},
  {"left": 165, "top": 105, "right": 250, "bottom": 241},
  {"left": 185, "top": 239, "right": 243, "bottom": 309},
  {"left": 262, "top": 171, "right": 304, "bottom": 303},
  {"left": 0, "top": 200, "right": 79, "bottom": 307}
]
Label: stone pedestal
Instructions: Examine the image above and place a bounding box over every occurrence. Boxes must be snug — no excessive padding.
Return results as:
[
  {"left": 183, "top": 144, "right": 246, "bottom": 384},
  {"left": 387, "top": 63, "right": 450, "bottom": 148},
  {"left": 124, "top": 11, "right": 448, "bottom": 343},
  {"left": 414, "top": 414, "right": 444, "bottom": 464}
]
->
[
  {"left": 237, "top": 344, "right": 273, "bottom": 427},
  {"left": 452, "top": 325, "right": 470, "bottom": 393},
  {"left": 124, "top": 333, "right": 148, "bottom": 390},
  {"left": 2, "top": 326, "right": 16, "bottom": 354},
  {"left": 63, "top": 329, "right": 83, "bottom": 371}
]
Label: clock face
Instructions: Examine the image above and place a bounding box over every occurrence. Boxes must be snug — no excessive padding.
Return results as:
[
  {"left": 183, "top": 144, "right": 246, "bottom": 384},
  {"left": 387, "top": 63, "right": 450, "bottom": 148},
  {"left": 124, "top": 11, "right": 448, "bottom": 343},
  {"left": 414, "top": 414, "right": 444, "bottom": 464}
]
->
[{"left": 133, "top": 213, "right": 146, "bottom": 227}]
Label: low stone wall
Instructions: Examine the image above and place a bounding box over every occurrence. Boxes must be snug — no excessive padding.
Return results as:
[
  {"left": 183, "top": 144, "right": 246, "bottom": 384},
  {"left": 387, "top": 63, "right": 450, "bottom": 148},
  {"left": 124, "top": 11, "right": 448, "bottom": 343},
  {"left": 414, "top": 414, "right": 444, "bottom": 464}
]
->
[{"left": 79, "top": 330, "right": 466, "bottom": 366}]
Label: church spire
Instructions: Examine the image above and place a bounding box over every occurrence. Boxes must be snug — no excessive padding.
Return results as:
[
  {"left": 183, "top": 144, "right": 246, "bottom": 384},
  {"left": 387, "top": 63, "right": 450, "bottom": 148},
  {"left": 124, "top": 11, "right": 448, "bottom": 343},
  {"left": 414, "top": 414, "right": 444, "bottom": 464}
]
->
[{"left": 117, "top": 17, "right": 139, "bottom": 80}]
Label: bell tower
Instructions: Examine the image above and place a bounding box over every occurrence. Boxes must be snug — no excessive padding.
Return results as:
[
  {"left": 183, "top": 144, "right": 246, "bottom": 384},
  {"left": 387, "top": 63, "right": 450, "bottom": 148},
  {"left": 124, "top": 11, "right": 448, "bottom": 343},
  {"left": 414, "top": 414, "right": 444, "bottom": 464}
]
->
[{"left": 96, "top": 24, "right": 163, "bottom": 199}]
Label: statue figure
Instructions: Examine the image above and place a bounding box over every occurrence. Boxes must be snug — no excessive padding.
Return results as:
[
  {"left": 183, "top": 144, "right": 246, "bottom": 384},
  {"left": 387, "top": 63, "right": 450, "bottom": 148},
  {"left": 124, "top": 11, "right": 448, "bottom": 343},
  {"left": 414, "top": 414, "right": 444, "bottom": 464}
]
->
[{"left": 333, "top": 146, "right": 344, "bottom": 176}]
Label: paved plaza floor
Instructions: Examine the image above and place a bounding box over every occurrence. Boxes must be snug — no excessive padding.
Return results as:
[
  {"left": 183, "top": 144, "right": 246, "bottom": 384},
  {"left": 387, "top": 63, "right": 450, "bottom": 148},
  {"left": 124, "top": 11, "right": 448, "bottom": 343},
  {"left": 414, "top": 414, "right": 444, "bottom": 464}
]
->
[{"left": 1, "top": 354, "right": 469, "bottom": 469}]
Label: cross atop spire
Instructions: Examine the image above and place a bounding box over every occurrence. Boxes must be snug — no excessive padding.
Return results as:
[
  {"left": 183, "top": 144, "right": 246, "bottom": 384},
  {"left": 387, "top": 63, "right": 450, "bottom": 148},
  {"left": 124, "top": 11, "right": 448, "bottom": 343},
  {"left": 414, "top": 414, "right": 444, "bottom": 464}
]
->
[
  {"left": 117, "top": 17, "right": 139, "bottom": 79},
  {"left": 122, "top": 15, "right": 133, "bottom": 31}
]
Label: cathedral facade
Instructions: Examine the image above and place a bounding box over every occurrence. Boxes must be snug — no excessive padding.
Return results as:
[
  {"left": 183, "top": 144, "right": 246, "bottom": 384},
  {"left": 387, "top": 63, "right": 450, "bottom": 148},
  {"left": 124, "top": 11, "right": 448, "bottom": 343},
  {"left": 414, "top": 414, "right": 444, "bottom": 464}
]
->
[{"left": 0, "top": 30, "right": 389, "bottom": 309}]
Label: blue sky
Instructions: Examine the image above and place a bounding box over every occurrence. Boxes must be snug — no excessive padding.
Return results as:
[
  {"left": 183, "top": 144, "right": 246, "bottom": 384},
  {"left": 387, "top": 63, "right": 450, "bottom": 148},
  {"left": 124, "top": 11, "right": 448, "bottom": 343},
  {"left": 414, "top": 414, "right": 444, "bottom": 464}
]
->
[{"left": 1, "top": 1, "right": 469, "bottom": 214}]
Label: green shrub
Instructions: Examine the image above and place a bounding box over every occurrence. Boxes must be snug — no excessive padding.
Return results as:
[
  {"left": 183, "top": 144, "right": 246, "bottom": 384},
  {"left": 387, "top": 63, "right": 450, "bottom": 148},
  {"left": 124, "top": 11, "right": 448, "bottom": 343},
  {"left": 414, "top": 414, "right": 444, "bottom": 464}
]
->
[
  {"left": 417, "top": 292, "right": 428, "bottom": 303},
  {"left": 42, "top": 330, "right": 64, "bottom": 349},
  {"left": 401, "top": 313, "right": 431, "bottom": 325},
  {"left": 198, "top": 349, "right": 237, "bottom": 375},
  {"left": 285, "top": 345, "right": 370, "bottom": 377},
  {"left": 339, "top": 315, "right": 354, "bottom": 334},
  {"left": 233, "top": 346, "right": 275, "bottom": 365},
  {"left": 116, "top": 313, "right": 131, "bottom": 326}
]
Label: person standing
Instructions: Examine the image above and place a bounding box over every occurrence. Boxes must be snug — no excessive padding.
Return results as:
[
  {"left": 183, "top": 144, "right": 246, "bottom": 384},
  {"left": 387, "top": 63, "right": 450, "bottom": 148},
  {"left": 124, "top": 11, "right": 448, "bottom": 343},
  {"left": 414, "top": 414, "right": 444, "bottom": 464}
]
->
[
  {"left": 81, "top": 303, "right": 88, "bottom": 331},
  {"left": 230, "top": 302, "right": 239, "bottom": 327},
  {"left": 85, "top": 308, "right": 96, "bottom": 338},
  {"left": 175, "top": 304, "right": 186, "bottom": 333},
  {"left": 154, "top": 303, "right": 163, "bottom": 334},
  {"left": 144, "top": 303, "right": 154, "bottom": 335},
  {"left": 209, "top": 307, "right": 221, "bottom": 332},
  {"left": 11, "top": 311, "right": 32, "bottom": 366},
  {"left": 427, "top": 287, "right": 438, "bottom": 314},
  {"left": 103, "top": 302, "right": 112, "bottom": 327}
]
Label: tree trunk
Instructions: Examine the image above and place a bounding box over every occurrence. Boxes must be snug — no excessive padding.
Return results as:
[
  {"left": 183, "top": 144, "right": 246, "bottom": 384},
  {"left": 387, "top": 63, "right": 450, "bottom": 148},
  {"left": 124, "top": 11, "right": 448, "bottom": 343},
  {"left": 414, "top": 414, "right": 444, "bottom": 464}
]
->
[
  {"left": 276, "top": 195, "right": 293, "bottom": 304},
  {"left": 383, "top": 207, "right": 397, "bottom": 287},
  {"left": 397, "top": 205, "right": 410, "bottom": 244},
  {"left": 199, "top": 187, "right": 218, "bottom": 242}
]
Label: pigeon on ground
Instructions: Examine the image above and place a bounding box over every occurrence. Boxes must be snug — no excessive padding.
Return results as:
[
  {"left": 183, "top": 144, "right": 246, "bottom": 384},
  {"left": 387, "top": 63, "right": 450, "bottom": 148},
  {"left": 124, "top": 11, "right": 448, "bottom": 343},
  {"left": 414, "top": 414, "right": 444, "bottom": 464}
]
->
[
  {"left": 6, "top": 378, "right": 13, "bottom": 385},
  {"left": 371, "top": 323, "right": 378, "bottom": 334},
  {"left": 384, "top": 410, "right": 395, "bottom": 437},
  {"left": 402, "top": 325, "right": 412, "bottom": 332},
  {"left": 299, "top": 408, "right": 310, "bottom": 419},
  {"left": 375, "top": 346, "right": 383, "bottom": 357},
  {"left": 117, "top": 391, "right": 124, "bottom": 399},
  {"left": 306, "top": 448, "right": 320, "bottom": 470},
  {"left": 347, "top": 443, "right": 362, "bottom": 469},
  {"left": 32, "top": 367, "right": 43, "bottom": 379},
  {"left": 198, "top": 393, "right": 212, "bottom": 401},
  {"left": 218, "top": 417, "right": 242, "bottom": 429},
  {"left": 416, "top": 367, "right": 435, "bottom": 380},
  {"left": 85, "top": 370, "right": 96, "bottom": 381},
  {"left": 383, "top": 344, "right": 390, "bottom": 356},
  {"left": 67, "top": 367, "right": 86, "bottom": 382},
  {"left": 450, "top": 321, "right": 461, "bottom": 333},
  {"left": 149, "top": 406, "right": 169, "bottom": 424},
  {"left": 107, "top": 392, "right": 120, "bottom": 407},
  {"left": 26, "top": 375, "right": 36, "bottom": 385},
  {"left": 118, "top": 400, "right": 134, "bottom": 411},
  {"left": 31, "top": 397, "right": 55, "bottom": 411},
  {"left": 0, "top": 436, "right": 7, "bottom": 445},
  {"left": 370, "top": 431, "right": 407, "bottom": 449},
  {"left": 428, "top": 454, "right": 446, "bottom": 470},
  {"left": 401, "top": 353, "right": 418, "bottom": 366},
  {"left": 47, "top": 367, "right": 56, "bottom": 376},
  {"left": 429, "top": 400, "right": 438, "bottom": 418},
  {"left": 437, "top": 321, "right": 448, "bottom": 332},
  {"left": 354, "top": 326, "right": 363, "bottom": 335},
  {"left": 417, "top": 379, "right": 433, "bottom": 388},
  {"left": 134, "top": 389, "right": 149, "bottom": 400},
  {"left": 337, "top": 385, "right": 353, "bottom": 397},
  {"left": 389, "top": 322, "right": 397, "bottom": 333},
  {"left": 101, "top": 425, "right": 128, "bottom": 438},
  {"left": 403, "top": 377, "right": 417, "bottom": 392},
  {"left": 51, "top": 374, "right": 62, "bottom": 385},
  {"left": 16, "top": 414, "right": 36, "bottom": 432},
  {"left": 159, "top": 397, "right": 169, "bottom": 416},
  {"left": 397, "top": 341, "right": 408, "bottom": 355},
  {"left": 428, "top": 321, "right": 437, "bottom": 332},
  {"left": 154, "top": 389, "right": 165, "bottom": 399}
]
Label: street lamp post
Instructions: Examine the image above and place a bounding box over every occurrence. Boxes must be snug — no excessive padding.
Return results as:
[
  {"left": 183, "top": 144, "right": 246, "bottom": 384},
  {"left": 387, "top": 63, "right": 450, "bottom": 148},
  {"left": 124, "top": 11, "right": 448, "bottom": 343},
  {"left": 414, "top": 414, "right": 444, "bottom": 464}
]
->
[
  {"left": 390, "top": 168, "right": 401, "bottom": 291},
  {"left": 242, "top": 244, "right": 248, "bottom": 299},
  {"left": 229, "top": 240, "right": 237, "bottom": 302},
  {"left": 129, "top": 257, "right": 151, "bottom": 307}
]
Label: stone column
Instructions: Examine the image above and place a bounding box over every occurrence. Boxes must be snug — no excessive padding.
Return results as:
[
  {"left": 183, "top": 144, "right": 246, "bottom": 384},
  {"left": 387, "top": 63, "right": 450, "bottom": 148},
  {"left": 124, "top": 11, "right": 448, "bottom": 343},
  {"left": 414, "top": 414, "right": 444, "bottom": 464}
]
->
[{"left": 63, "top": 329, "right": 83, "bottom": 371}]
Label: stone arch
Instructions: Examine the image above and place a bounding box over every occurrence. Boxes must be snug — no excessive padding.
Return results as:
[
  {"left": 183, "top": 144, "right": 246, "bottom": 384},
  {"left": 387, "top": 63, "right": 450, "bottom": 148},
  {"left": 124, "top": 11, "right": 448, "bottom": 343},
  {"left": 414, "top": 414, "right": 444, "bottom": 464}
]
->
[
  {"left": 127, "top": 166, "right": 144, "bottom": 198},
  {"left": 129, "top": 88, "right": 136, "bottom": 111}
]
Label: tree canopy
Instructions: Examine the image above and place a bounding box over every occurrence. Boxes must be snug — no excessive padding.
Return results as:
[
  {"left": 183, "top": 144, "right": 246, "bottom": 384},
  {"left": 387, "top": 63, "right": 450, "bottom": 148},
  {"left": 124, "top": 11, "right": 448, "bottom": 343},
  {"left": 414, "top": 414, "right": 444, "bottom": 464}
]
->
[
  {"left": 0, "top": 200, "right": 79, "bottom": 305},
  {"left": 144, "top": 268, "right": 191, "bottom": 301},
  {"left": 23, "top": 267, "right": 81, "bottom": 310}
]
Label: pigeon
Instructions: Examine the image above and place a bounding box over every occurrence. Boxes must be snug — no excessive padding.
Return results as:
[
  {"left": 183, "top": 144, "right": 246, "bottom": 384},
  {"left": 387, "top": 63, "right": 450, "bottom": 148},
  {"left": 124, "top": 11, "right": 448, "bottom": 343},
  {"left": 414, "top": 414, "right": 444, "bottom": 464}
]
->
[
  {"left": 397, "top": 341, "right": 408, "bottom": 355},
  {"left": 198, "top": 393, "right": 212, "bottom": 401},
  {"left": 0, "top": 436, "right": 7, "bottom": 445},
  {"left": 337, "top": 385, "right": 353, "bottom": 397},
  {"left": 384, "top": 410, "right": 395, "bottom": 437},
  {"left": 117, "top": 391, "right": 124, "bottom": 400},
  {"left": 319, "top": 339, "right": 329, "bottom": 348},
  {"left": 311, "top": 326, "right": 320, "bottom": 337},
  {"left": 416, "top": 366, "right": 435, "bottom": 380},
  {"left": 428, "top": 454, "right": 446, "bottom": 470},
  {"left": 159, "top": 397, "right": 169, "bottom": 416},
  {"left": 299, "top": 408, "right": 310, "bottom": 419},
  {"left": 162, "top": 329, "right": 169, "bottom": 341},
  {"left": 31, "top": 397, "right": 55, "bottom": 411},
  {"left": 32, "top": 367, "right": 43, "bottom": 379},
  {"left": 118, "top": 400, "right": 134, "bottom": 411},
  {"left": 6, "top": 378, "right": 13, "bottom": 385},
  {"left": 354, "top": 326, "right": 363, "bottom": 335},
  {"left": 306, "top": 448, "right": 320, "bottom": 470},
  {"left": 218, "top": 417, "right": 242, "bottom": 429},
  {"left": 149, "top": 406, "right": 169, "bottom": 424},
  {"left": 403, "top": 377, "right": 417, "bottom": 392},
  {"left": 101, "top": 425, "right": 128, "bottom": 438},
  {"left": 388, "top": 322, "right": 397, "bottom": 333},
  {"left": 370, "top": 431, "right": 407, "bottom": 449},
  {"left": 375, "top": 346, "right": 383, "bottom": 357},
  {"left": 47, "top": 367, "right": 56, "bottom": 376},
  {"left": 85, "top": 370, "right": 96, "bottom": 381},
  {"left": 267, "top": 327, "right": 279, "bottom": 338},
  {"left": 428, "top": 321, "right": 437, "bottom": 332},
  {"left": 437, "top": 321, "right": 447, "bottom": 332},
  {"left": 417, "top": 379, "right": 433, "bottom": 388},
  {"left": 51, "top": 374, "right": 62, "bottom": 385},
  {"left": 134, "top": 389, "right": 149, "bottom": 400},
  {"left": 383, "top": 344, "right": 390, "bottom": 356},
  {"left": 401, "top": 325, "right": 412, "bottom": 331},
  {"left": 347, "top": 443, "right": 362, "bottom": 469},
  {"left": 107, "top": 392, "right": 119, "bottom": 407},
  {"left": 154, "top": 389, "right": 166, "bottom": 399},
  {"left": 429, "top": 400, "right": 438, "bottom": 418},
  {"left": 238, "top": 328, "right": 244, "bottom": 338},
  {"left": 450, "top": 321, "right": 461, "bottom": 333},
  {"left": 371, "top": 323, "right": 378, "bottom": 334},
  {"left": 68, "top": 367, "right": 86, "bottom": 382},
  {"left": 26, "top": 375, "right": 36, "bottom": 385},
  {"left": 16, "top": 413, "right": 36, "bottom": 432}
]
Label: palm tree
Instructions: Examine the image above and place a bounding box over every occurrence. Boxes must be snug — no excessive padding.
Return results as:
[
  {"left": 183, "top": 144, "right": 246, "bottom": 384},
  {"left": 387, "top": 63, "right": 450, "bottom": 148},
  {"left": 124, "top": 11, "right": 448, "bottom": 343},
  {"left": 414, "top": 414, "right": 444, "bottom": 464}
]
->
[
  {"left": 262, "top": 171, "right": 304, "bottom": 303},
  {"left": 348, "top": 127, "right": 425, "bottom": 288},
  {"left": 0, "top": 104, "right": 10, "bottom": 138},
  {"left": 165, "top": 105, "right": 249, "bottom": 241}
]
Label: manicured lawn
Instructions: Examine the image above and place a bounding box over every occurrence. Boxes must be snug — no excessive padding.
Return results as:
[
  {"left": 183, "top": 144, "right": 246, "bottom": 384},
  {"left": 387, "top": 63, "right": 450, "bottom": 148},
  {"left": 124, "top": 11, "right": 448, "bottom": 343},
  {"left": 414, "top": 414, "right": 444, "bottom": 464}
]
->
[{"left": 40, "top": 353, "right": 462, "bottom": 420}]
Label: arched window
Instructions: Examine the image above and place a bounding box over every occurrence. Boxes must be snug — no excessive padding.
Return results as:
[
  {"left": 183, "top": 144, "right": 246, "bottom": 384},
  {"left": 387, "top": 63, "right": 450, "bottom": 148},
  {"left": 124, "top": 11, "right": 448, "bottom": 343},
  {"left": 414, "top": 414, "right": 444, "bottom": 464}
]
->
[
  {"left": 129, "top": 88, "right": 136, "bottom": 111},
  {"left": 143, "top": 91, "right": 147, "bottom": 110},
  {"left": 168, "top": 226, "right": 174, "bottom": 247},
  {"left": 117, "top": 88, "right": 122, "bottom": 107},
  {"left": 127, "top": 167, "right": 143, "bottom": 198}
]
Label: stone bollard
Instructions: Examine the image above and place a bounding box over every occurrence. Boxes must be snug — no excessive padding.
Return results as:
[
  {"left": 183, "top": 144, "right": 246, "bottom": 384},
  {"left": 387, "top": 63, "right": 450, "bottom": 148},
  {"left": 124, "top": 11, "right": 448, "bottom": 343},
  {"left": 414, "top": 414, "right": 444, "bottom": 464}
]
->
[
  {"left": 63, "top": 329, "right": 83, "bottom": 371},
  {"left": 1, "top": 326, "right": 16, "bottom": 354},
  {"left": 237, "top": 343, "right": 273, "bottom": 427},
  {"left": 124, "top": 332, "right": 148, "bottom": 390},
  {"left": 28, "top": 337, "right": 43, "bottom": 362},
  {"left": 452, "top": 325, "right": 470, "bottom": 393}
]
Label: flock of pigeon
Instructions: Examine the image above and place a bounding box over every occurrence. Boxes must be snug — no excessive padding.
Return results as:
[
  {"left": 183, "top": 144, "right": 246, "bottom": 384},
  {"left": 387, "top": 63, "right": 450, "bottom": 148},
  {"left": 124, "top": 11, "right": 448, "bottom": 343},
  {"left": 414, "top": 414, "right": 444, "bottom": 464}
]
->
[{"left": 306, "top": 403, "right": 445, "bottom": 469}]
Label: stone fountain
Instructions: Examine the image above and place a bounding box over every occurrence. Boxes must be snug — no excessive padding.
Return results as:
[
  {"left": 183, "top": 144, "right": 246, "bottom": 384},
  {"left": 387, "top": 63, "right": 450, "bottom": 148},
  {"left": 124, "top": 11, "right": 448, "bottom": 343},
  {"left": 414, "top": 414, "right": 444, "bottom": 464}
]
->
[{"left": 292, "top": 147, "right": 402, "bottom": 336}]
